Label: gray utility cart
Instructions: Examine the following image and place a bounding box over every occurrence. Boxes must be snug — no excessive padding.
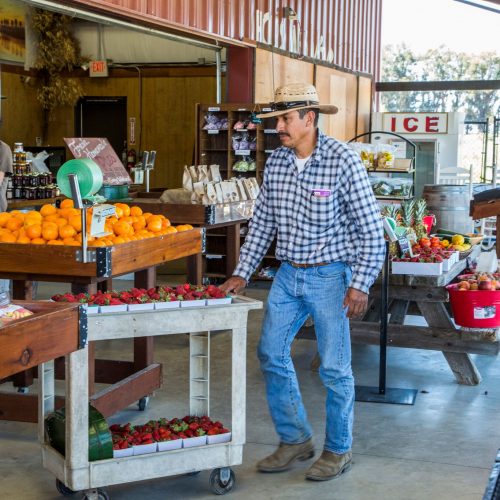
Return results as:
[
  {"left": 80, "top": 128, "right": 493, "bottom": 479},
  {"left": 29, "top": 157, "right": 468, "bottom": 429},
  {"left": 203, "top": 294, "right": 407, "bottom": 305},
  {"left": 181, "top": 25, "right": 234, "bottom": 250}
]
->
[{"left": 38, "top": 296, "right": 262, "bottom": 499}]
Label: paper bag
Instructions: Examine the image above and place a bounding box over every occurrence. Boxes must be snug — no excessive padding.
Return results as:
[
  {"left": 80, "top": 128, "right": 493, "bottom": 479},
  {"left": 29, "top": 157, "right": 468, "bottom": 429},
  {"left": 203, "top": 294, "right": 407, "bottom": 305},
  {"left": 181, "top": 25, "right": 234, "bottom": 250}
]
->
[
  {"left": 189, "top": 165, "right": 198, "bottom": 183},
  {"left": 214, "top": 182, "right": 224, "bottom": 204},
  {"left": 159, "top": 188, "right": 194, "bottom": 204},
  {"left": 210, "top": 164, "right": 222, "bottom": 183},
  {"left": 198, "top": 165, "right": 210, "bottom": 184},
  {"left": 182, "top": 166, "right": 193, "bottom": 192},
  {"left": 236, "top": 179, "right": 248, "bottom": 201},
  {"left": 206, "top": 182, "right": 218, "bottom": 205}
]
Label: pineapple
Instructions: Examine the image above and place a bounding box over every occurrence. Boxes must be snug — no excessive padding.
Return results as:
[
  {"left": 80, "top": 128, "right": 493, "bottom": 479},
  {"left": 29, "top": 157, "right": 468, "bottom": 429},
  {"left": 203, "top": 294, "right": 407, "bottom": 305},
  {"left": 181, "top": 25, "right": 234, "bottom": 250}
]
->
[
  {"left": 413, "top": 198, "right": 428, "bottom": 240},
  {"left": 400, "top": 199, "right": 415, "bottom": 228}
]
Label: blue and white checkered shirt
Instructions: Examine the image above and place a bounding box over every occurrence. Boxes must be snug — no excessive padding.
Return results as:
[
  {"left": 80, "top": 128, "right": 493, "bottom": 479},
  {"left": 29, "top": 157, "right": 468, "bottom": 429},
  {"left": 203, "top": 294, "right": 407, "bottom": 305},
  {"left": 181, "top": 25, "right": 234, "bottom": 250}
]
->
[{"left": 233, "top": 130, "right": 385, "bottom": 293}]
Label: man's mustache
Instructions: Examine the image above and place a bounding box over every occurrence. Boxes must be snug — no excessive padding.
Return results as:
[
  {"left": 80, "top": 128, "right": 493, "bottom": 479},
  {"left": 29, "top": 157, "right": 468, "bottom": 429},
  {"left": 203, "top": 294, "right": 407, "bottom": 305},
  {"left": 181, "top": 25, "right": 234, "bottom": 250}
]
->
[{"left": 278, "top": 133, "right": 290, "bottom": 138}]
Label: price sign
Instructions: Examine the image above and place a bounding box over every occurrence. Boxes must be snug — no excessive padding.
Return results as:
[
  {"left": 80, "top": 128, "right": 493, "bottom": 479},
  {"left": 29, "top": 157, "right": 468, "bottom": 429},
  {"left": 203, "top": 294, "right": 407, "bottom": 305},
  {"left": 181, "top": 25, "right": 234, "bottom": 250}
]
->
[
  {"left": 64, "top": 137, "right": 131, "bottom": 185},
  {"left": 397, "top": 236, "right": 413, "bottom": 258}
]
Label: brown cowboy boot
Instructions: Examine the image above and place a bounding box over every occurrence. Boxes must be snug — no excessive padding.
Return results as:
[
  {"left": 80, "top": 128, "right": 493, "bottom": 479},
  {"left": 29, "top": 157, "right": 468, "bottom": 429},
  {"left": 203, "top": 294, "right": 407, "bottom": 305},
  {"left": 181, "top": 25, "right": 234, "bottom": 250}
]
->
[
  {"left": 257, "top": 438, "right": 315, "bottom": 472},
  {"left": 305, "top": 450, "right": 352, "bottom": 481}
]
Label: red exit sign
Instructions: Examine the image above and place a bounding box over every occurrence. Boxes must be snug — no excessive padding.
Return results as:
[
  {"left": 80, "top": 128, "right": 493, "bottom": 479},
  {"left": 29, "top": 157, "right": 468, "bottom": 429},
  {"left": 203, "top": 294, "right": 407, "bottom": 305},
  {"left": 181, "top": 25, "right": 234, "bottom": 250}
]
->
[
  {"left": 383, "top": 113, "right": 448, "bottom": 134},
  {"left": 89, "top": 60, "right": 108, "bottom": 77}
]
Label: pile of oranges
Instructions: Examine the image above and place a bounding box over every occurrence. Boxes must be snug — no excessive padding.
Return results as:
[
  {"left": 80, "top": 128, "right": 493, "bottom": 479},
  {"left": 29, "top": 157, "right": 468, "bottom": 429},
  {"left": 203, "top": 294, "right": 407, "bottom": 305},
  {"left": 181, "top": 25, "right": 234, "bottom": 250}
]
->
[{"left": 0, "top": 200, "right": 193, "bottom": 246}]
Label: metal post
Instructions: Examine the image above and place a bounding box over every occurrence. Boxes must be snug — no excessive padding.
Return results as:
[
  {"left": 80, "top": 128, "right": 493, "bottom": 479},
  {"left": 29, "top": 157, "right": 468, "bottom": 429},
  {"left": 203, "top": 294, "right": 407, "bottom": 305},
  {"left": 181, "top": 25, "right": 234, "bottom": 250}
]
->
[
  {"left": 378, "top": 240, "right": 389, "bottom": 394},
  {"left": 216, "top": 49, "right": 222, "bottom": 104}
]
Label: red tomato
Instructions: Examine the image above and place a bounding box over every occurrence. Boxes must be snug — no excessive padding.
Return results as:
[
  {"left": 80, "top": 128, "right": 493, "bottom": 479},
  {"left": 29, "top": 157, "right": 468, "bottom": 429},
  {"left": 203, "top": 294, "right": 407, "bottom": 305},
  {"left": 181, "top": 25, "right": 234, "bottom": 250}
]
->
[{"left": 419, "top": 238, "right": 431, "bottom": 248}]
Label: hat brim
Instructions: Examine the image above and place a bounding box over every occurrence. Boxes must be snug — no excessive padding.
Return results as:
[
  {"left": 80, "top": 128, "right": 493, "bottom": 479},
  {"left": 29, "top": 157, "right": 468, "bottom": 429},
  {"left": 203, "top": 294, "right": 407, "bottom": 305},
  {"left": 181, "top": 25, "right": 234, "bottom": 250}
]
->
[{"left": 256, "top": 104, "right": 338, "bottom": 119}]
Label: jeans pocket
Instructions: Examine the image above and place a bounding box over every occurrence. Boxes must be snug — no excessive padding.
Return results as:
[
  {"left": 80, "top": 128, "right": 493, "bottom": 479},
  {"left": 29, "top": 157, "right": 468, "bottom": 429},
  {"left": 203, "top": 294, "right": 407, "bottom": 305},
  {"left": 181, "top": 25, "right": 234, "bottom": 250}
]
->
[{"left": 315, "top": 262, "right": 345, "bottom": 278}]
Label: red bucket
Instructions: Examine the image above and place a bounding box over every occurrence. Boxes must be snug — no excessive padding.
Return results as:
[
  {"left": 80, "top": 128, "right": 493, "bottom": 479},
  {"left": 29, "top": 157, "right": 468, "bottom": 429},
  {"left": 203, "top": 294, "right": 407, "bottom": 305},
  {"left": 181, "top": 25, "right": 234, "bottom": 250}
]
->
[
  {"left": 422, "top": 214, "right": 436, "bottom": 235},
  {"left": 447, "top": 284, "right": 500, "bottom": 328}
]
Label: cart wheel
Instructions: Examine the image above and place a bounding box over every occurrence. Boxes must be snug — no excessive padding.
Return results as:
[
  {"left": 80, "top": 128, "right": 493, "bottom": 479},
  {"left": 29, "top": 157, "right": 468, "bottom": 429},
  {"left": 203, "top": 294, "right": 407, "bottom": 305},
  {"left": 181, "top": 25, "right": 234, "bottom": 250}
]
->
[
  {"left": 81, "top": 488, "right": 109, "bottom": 500},
  {"left": 209, "top": 468, "right": 235, "bottom": 495},
  {"left": 55, "top": 478, "right": 76, "bottom": 496},
  {"left": 137, "top": 396, "right": 149, "bottom": 411}
]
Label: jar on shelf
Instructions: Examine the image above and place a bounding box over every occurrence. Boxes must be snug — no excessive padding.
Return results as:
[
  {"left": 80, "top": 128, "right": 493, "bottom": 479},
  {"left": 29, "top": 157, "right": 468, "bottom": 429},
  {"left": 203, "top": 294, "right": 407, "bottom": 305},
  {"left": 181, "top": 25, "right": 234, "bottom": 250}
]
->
[{"left": 29, "top": 173, "right": 39, "bottom": 187}]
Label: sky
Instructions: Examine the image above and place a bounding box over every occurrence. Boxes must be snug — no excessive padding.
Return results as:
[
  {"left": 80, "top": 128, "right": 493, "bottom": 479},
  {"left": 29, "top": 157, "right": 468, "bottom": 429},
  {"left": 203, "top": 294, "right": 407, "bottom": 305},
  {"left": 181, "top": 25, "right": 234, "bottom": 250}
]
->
[{"left": 381, "top": 0, "right": 499, "bottom": 54}]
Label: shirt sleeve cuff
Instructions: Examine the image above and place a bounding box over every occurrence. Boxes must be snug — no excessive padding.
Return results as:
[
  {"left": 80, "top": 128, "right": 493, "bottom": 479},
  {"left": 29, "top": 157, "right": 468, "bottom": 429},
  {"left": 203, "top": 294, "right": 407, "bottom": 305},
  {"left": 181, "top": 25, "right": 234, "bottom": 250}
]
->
[
  {"left": 233, "top": 262, "right": 253, "bottom": 283},
  {"left": 349, "top": 274, "right": 370, "bottom": 294}
]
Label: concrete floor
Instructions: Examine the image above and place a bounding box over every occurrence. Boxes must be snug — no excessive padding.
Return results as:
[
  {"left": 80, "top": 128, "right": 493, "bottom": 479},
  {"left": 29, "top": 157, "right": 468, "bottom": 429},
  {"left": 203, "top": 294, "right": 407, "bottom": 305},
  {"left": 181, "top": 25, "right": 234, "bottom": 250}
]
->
[{"left": 1, "top": 279, "right": 499, "bottom": 500}]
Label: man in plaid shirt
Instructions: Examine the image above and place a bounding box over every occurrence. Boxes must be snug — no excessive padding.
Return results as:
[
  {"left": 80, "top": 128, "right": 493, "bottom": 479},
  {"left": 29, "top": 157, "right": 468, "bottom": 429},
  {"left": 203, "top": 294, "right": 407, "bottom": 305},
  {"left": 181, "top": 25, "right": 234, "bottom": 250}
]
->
[{"left": 220, "top": 83, "right": 384, "bottom": 481}]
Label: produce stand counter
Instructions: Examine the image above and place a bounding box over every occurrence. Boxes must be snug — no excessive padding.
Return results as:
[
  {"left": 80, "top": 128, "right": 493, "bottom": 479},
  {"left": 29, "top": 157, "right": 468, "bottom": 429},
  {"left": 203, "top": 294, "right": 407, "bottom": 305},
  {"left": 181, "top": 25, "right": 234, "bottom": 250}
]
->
[
  {"left": 0, "top": 229, "right": 203, "bottom": 421},
  {"left": 299, "top": 249, "right": 499, "bottom": 385},
  {"left": 39, "top": 296, "right": 262, "bottom": 498},
  {"left": 132, "top": 199, "right": 255, "bottom": 282}
]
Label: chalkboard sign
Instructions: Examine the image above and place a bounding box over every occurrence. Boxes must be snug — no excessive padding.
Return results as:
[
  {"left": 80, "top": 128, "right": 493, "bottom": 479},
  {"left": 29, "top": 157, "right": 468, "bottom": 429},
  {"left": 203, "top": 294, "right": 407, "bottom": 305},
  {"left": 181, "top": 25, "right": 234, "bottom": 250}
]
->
[{"left": 64, "top": 137, "right": 131, "bottom": 185}]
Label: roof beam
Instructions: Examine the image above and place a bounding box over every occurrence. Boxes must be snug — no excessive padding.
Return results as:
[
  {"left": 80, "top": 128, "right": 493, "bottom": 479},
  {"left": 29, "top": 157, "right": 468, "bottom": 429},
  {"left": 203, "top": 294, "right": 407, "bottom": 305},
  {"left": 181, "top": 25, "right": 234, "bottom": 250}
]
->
[{"left": 376, "top": 80, "right": 500, "bottom": 92}]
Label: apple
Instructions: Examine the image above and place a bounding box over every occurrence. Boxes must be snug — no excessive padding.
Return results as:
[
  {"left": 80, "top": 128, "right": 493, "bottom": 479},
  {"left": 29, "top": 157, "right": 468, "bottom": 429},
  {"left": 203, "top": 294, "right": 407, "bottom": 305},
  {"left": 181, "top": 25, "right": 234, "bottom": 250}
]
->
[
  {"left": 470, "top": 283, "right": 479, "bottom": 291},
  {"left": 478, "top": 280, "right": 493, "bottom": 291},
  {"left": 458, "top": 281, "right": 470, "bottom": 290}
]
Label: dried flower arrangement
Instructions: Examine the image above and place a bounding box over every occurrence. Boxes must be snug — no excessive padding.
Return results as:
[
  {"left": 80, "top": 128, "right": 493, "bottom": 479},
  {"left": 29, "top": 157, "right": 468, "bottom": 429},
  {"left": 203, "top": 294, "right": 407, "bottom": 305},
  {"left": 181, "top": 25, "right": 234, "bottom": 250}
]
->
[{"left": 31, "top": 9, "right": 86, "bottom": 123}]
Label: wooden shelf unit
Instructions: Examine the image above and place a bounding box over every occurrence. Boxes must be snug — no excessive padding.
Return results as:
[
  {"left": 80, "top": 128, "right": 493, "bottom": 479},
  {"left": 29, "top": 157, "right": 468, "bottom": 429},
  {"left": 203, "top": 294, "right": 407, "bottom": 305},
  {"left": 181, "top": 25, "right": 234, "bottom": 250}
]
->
[{"left": 196, "top": 103, "right": 279, "bottom": 182}]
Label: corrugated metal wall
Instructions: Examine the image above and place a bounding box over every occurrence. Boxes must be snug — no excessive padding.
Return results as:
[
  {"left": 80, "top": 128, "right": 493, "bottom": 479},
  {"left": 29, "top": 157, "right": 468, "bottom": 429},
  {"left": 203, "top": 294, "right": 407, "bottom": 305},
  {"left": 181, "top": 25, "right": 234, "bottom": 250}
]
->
[{"left": 61, "top": 0, "right": 382, "bottom": 76}]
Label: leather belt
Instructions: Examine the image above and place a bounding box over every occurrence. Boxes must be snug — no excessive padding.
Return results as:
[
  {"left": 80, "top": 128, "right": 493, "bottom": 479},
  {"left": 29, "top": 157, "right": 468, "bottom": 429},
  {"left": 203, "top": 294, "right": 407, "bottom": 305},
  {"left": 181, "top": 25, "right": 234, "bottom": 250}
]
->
[{"left": 289, "top": 261, "right": 329, "bottom": 269}]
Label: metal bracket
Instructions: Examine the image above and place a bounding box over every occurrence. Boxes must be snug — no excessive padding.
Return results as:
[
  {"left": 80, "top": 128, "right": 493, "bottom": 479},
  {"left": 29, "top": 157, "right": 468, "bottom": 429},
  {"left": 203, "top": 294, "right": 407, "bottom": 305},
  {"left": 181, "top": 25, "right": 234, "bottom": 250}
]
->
[
  {"left": 205, "top": 205, "right": 216, "bottom": 225},
  {"left": 96, "top": 247, "right": 112, "bottom": 277},
  {"left": 78, "top": 305, "right": 88, "bottom": 349},
  {"left": 201, "top": 227, "right": 207, "bottom": 254},
  {"left": 75, "top": 249, "right": 97, "bottom": 263}
]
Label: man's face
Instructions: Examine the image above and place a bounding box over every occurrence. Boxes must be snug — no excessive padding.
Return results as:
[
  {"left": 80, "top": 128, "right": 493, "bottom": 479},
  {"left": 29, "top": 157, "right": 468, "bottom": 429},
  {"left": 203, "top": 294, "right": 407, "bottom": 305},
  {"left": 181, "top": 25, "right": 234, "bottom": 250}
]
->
[{"left": 275, "top": 110, "right": 314, "bottom": 149}]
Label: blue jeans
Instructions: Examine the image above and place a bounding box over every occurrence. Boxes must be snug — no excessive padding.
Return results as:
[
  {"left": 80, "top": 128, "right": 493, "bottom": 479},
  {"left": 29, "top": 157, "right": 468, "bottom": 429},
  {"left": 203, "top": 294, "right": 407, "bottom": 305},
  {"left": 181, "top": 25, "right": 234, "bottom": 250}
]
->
[{"left": 257, "top": 261, "right": 354, "bottom": 454}]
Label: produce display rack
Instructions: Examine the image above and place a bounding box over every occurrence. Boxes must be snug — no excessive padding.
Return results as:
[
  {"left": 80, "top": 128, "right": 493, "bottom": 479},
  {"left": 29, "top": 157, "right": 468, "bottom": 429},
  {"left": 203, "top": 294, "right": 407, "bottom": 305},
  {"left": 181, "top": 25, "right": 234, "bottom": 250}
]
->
[
  {"left": 39, "top": 296, "right": 262, "bottom": 498},
  {"left": 0, "top": 229, "right": 203, "bottom": 422}
]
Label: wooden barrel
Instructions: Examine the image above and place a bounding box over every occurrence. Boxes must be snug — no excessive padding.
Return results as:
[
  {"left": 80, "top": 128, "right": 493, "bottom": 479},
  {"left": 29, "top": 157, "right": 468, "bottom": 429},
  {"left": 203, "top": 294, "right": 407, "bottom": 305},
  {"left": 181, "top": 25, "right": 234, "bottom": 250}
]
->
[{"left": 422, "top": 184, "right": 473, "bottom": 234}]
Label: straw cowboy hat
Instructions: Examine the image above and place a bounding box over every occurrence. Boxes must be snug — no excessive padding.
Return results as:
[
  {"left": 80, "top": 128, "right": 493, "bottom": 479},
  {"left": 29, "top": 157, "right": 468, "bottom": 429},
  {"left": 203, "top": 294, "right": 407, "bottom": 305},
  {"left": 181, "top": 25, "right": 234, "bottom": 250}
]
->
[{"left": 256, "top": 82, "right": 338, "bottom": 118}]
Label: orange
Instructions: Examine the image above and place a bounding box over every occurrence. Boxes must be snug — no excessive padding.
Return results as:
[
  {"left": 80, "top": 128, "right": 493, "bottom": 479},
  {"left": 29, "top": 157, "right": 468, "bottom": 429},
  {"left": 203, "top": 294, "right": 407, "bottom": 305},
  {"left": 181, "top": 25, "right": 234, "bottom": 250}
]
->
[
  {"left": 113, "top": 205, "right": 124, "bottom": 218},
  {"left": 107, "top": 216, "right": 118, "bottom": 226},
  {"left": 113, "top": 221, "right": 131, "bottom": 236},
  {"left": 6, "top": 217, "right": 22, "bottom": 231},
  {"left": 63, "top": 239, "right": 80, "bottom": 246},
  {"left": 161, "top": 218, "right": 171, "bottom": 229},
  {"left": 42, "top": 223, "right": 59, "bottom": 241},
  {"left": 90, "top": 240, "right": 106, "bottom": 247},
  {"left": 68, "top": 215, "right": 82, "bottom": 232},
  {"left": 17, "top": 235, "right": 31, "bottom": 244},
  {"left": 0, "top": 212, "right": 10, "bottom": 227},
  {"left": 25, "top": 224, "right": 42, "bottom": 240},
  {"left": 40, "top": 204, "right": 57, "bottom": 217},
  {"left": 59, "top": 224, "right": 77, "bottom": 240},
  {"left": 31, "top": 237, "right": 46, "bottom": 245},
  {"left": 147, "top": 216, "right": 162, "bottom": 233},
  {"left": 112, "top": 236, "right": 126, "bottom": 244},
  {"left": 47, "top": 239, "right": 64, "bottom": 245},
  {"left": 25, "top": 211, "right": 42, "bottom": 221},
  {"left": 0, "top": 232, "right": 16, "bottom": 243},
  {"left": 143, "top": 212, "right": 153, "bottom": 221},
  {"left": 164, "top": 226, "right": 178, "bottom": 234},
  {"left": 132, "top": 216, "right": 146, "bottom": 232},
  {"left": 176, "top": 224, "right": 193, "bottom": 232},
  {"left": 130, "top": 206, "right": 143, "bottom": 217},
  {"left": 117, "top": 203, "right": 130, "bottom": 217},
  {"left": 43, "top": 214, "right": 59, "bottom": 223},
  {"left": 60, "top": 198, "right": 74, "bottom": 209},
  {"left": 54, "top": 217, "right": 68, "bottom": 228}
]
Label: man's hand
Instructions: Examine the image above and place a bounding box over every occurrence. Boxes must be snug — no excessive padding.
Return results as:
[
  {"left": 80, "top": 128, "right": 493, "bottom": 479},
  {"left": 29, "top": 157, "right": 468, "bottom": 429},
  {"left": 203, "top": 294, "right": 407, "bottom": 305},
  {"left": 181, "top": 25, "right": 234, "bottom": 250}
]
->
[
  {"left": 343, "top": 287, "right": 368, "bottom": 319},
  {"left": 219, "top": 276, "right": 247, "bottom": 295}
]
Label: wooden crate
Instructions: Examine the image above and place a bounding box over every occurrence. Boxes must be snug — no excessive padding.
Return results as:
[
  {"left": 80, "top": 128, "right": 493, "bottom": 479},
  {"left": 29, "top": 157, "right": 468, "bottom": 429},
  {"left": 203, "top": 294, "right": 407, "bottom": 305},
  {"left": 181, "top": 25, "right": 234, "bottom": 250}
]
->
[
  {"left": 0, "top": 301, "right": 82, "bottom": 379},
  {"left": 0, "top": 229, "right": 202, "bottom": 279}
]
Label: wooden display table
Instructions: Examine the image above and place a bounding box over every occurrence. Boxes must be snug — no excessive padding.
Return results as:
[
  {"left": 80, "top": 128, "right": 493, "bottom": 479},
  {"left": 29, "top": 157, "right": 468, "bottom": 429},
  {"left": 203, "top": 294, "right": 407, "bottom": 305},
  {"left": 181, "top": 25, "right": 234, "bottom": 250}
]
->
[
  {"left": 8, "top": 197, "right": 63, "bottom": 210},
  {"left": 0, "top": 301, "right": 83, "bottom": 380},
  {"left": 298, "top": 251, "right": 499, "bottom": 385},
  {"left": 0, "top": 230, "right": 203, "bottom": 421}
]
